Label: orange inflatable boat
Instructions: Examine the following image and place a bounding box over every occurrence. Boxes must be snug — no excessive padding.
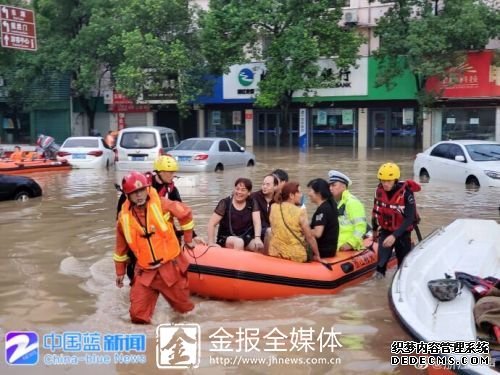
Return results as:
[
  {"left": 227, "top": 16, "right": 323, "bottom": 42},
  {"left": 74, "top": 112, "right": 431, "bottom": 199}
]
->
[
  {"left": 0, "top": 159, "right": 71, "bottom": 175},
  {"left": 186, "top": 238, "right": 395, "bottom": 300}
]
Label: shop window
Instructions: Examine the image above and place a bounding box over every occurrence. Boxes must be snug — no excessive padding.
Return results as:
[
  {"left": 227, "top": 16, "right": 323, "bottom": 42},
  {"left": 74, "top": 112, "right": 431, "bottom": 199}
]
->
[
  {"left": 207, "top": 110, "right": 245, "bottom": 145},
  {"left": 311, "top": 108, "right": 355, "bottom": 147},
  {"left": 442, "top": 108, "right": 495, "bottom": 141}
]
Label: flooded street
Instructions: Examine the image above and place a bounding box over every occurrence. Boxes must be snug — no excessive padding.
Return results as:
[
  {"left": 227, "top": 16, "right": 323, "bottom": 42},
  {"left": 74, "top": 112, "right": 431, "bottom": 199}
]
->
[{"left": 1, "top": 147, "right": 499, "bottom": 375}]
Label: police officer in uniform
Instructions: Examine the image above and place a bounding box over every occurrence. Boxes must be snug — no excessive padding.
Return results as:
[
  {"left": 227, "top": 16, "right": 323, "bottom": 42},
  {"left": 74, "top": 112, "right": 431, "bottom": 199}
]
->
[{"left": 328, "top": 170, "right": 367, "bottom": 252}]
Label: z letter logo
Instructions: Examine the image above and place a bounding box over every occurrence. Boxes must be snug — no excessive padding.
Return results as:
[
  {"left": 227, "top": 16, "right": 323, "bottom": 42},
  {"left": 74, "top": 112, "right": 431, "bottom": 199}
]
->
[{"left": 5, "top": 331, "right": 39, "bottom": 365}]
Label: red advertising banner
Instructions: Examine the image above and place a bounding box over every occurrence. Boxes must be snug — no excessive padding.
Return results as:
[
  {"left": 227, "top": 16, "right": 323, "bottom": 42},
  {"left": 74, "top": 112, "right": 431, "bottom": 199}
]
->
[
  {"left": 110, "top": 91, "right": 150, "bottom": 113},
  {"left": 0, "top": 5, "right": 37, "bottom": 51},
  {"left": 426, "top": 51, "right": 500, "bottom": 98}
]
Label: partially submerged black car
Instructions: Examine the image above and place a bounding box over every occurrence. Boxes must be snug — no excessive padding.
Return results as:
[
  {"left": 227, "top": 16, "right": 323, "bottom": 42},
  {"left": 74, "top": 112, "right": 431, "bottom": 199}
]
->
[{"left": 0, "top": 174, "right": 42, "bottom": 201}]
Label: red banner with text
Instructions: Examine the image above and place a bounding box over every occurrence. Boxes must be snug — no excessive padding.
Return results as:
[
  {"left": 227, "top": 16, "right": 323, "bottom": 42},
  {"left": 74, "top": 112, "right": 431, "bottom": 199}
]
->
[{"left": 426, "top": 51, "right": 500, "bottom": 98}]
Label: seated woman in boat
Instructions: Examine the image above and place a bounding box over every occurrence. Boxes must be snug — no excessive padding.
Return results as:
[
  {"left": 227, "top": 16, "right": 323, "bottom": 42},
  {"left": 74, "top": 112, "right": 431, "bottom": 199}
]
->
[
  {"left": 268, "top": 182, "right": 321, "bottom": 263},
  {"left": 207, "top": 177, "right": 264, "bottom": 251},
  {"left": 307, "top": 178, "right": 339, "bottom": 258}
]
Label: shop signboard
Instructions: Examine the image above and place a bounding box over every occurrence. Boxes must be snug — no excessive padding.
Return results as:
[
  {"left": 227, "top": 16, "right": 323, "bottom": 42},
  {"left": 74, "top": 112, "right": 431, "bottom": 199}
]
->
[
  {"left": 223, "top": 63, "right": 265, "bottom": 99},
  {"left": 426, "top": 51, "right": 500, "bottom": 98}
]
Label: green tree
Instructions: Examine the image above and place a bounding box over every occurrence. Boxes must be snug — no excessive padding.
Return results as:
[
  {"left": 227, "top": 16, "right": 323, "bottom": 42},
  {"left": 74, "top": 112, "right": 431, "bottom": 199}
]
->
[
  {"left": 1, "top": 0, "right": 207, "bottom": 133},
  {"left": 104, "top": 0, "right": 209, "bottom": 120},
  {"left": 200, "top": 0, "right": 364, "bottom": 131},
  {"left": 26, "top": 0, "right": 118, "bottom": 132},
  {"left": 374, "top": 0, "right": 500, "bottom": 148}
]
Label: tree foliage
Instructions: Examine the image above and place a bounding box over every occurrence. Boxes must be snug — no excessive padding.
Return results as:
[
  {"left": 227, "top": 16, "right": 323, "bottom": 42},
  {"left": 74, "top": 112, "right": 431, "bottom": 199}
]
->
[
  {"left": 374, "top": 0, "right": 499, "bottom": 103},
  {"left": 200, "top": 0, "right": 364, "bottom": 110},
  {"left": 103, "top": 0, "right": 208, "bottom": 116},
  {"left": 0, "top": 0, "right": 208, "bottom": 129}
]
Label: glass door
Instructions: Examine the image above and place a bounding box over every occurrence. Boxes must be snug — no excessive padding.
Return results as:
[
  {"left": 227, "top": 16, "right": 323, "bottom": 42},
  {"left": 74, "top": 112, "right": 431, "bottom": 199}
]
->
[{"left": 256, "top": 112, "right": 281, "bottom": 147}]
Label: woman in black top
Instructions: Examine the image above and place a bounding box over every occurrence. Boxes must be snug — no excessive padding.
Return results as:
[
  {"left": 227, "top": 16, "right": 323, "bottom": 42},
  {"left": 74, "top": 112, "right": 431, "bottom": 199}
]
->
[
  {"left": 307, "top": 178, "right": 339, "bottom": 258},
  {"left": 207, "top": 178, "right": 264, "bottom": 251}
]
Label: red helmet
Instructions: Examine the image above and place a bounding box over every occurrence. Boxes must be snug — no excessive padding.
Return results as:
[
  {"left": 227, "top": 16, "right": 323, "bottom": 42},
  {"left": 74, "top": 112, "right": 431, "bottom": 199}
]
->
[{"left": 122, "top": 171, "right": 150, "bottom": 194}]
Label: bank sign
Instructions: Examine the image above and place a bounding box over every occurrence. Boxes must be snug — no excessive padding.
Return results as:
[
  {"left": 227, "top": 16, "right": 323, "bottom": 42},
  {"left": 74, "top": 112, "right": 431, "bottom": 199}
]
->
[
  {"left": 222, "top": 59, "right": 368, "bottom": 100},
  {"left": 223, "top": 63, "right": 265, "bottom": 99},
  {"left": 293, "top": 58, "right": 368, "bottom": 98}
]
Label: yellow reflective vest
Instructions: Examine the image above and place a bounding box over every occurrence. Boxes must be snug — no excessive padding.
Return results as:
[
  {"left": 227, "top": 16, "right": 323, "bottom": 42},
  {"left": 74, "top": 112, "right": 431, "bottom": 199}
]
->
[{"left": 337, "top": 190, "right": 367, "bottom": 250}]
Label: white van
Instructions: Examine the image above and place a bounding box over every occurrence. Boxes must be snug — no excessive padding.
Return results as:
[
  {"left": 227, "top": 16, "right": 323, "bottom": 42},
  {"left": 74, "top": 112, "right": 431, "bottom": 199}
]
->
[{"left": 115, "top": 126, "right": 179, "bottom": 171}]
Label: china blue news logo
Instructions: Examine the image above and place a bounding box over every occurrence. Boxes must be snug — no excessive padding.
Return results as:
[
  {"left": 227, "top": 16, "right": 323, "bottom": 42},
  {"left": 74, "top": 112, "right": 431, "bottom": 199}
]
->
[
  {"left": 238, "top": 68, "right": 254, "bottom": 87},
  {"left": 5, "top": 331, "right": 39, "bottom": 365}
]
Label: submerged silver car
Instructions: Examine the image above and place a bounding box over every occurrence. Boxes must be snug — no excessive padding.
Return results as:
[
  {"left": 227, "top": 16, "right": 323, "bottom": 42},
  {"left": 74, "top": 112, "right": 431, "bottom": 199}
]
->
[{"left": 169, "top": 137, "right": 256, "bottom": 172}]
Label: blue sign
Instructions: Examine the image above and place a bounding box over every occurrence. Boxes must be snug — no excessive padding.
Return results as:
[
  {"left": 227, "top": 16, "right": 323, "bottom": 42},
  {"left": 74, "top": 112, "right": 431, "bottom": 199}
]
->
[
  {"left": 299, "top": 108, "right": 308, "bottom": 151},
  {"left": 238, "top": 68, "right": 254, "bottom": 86},
  {"left": 5, "top": 331, "right": 39, "bottom": 365}
]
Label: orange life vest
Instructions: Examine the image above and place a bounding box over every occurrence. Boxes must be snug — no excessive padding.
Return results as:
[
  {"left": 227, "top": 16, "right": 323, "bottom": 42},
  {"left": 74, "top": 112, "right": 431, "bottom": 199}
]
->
[
  {"left": 373, "top": 180, "right": 420, "bottom": 232},
  {"left": 118, "top": 188, "right": 180, "bottom": 268}
]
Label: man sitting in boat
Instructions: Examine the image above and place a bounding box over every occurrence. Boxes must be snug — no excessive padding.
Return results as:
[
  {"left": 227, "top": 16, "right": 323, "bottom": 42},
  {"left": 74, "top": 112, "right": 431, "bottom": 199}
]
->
[
  {"left": 307, "top": 178, "right": 339, "bottom": 258},
  {"left": 268, "top": 182, "right": 321, "bottom": 263},
  {"left": 272, "top": 168, "right": 289, "bottom": 192},
  {"left": 207, "top": 177, "right": 264, "bottom": 252},
  {"left": 251, "top": 174, "right": 279, "bottom": 252},
  {"left": 372, "top": 162, "right": 419, "bottom": 279},
  {"left": 328, "top": 170, "right": 367, "bottom": 252}
]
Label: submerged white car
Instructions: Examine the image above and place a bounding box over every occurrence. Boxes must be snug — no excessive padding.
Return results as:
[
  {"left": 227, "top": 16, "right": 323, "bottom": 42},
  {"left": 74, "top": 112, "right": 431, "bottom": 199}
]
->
[
  {"left": 413, "top": 140, "right": 500, "bottom": 187},
  {"left": 169, "top": 137, "right": 256, "bottom": 172},
  {"left": 58, "top": 137, "right": 115, "bottom": 169}
]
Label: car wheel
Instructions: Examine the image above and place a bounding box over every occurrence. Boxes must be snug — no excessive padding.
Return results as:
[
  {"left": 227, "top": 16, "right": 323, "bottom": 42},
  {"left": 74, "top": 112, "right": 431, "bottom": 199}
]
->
[
  {"left": 14, "top": 190, "right": 31, "bottom": 201},
  {"left": 466, "top": 176, "right": 480, "bottom": 188},
  {"left": 215, "top": 163, "right": 224, "bottom": 172},
  {"left": 247, "top": 159, "right": 255, "bottom": 167},
  {"left": 419, "top": 168, "right": 430, "bottom": 183}
]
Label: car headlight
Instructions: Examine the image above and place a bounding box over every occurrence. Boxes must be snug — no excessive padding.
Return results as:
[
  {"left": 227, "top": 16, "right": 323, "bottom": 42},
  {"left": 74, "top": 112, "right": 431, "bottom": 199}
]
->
[{"left": 484, "top": 170, "right": 500, "bottom": 179}]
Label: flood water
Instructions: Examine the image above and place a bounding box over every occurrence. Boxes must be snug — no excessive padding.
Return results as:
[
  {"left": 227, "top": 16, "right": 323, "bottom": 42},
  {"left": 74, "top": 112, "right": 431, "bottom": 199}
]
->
[{"left": 1, "top": 146, "right": 498, "bottom": 375}]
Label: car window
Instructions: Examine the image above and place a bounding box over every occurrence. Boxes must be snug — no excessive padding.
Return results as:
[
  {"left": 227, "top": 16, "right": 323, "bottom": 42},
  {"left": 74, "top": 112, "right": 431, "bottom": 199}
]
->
[
  {"left": 120, "top": 132, "right": 157, "bottom": 149},
  {"left": 219, "top": 140, "right": 230, "bottom": 152},
  {"left": 448, "top": 144, "right": 465, "bottom": 160},
  {"left": 167, "top": 132, "right": 177, "bottom": 147},
  {"left": 430, "top": 144, "right": 451, "bottom": 159},
  {"left": 161, "top": 133, "right": 169, "bottom": 149},
  {"left": 174, "top": 139, "right": 213, "bottom": 151},
  {"left": 465, "top": 143, "right": 500, "bottom": 161},
  {"left": 63, "top": 138, "right": 99, "bottom": 148},
  {"left": 228, "top": 140, "right": 242, "bottom": 152}
]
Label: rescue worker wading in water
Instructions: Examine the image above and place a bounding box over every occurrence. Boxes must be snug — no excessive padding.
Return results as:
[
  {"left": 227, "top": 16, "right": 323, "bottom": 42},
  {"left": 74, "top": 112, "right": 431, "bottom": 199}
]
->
[
  {"left": 372, "top": 162, "right": 420, "bottom": 279},
  {"left": 117, "top": 155, "right": 204, "bottom": 282},
  {"left": 114, "top": 171, "right": 195, "bottom": 323}
]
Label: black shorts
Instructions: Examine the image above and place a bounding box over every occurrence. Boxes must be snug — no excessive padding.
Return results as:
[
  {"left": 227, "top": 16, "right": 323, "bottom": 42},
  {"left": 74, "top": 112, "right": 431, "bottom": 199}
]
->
[{"left": 216, "top": 232, "right": 254, "bottom": 248}]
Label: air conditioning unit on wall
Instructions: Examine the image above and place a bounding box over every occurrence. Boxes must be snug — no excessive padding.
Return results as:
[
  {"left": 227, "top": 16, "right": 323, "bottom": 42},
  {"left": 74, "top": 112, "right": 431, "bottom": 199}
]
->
[{"left": 344, "top": 10, "right": 358, "bottom": 24}]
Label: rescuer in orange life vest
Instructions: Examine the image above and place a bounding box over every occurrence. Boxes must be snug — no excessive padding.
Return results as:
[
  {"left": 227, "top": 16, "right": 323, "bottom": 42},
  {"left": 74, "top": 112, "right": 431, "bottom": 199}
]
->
[
  {"left": 114, "top": 171, "right": 195, "bottom": 323},
  {"left": 372, "top": 162, "right": 421, "bottom": 279}
]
